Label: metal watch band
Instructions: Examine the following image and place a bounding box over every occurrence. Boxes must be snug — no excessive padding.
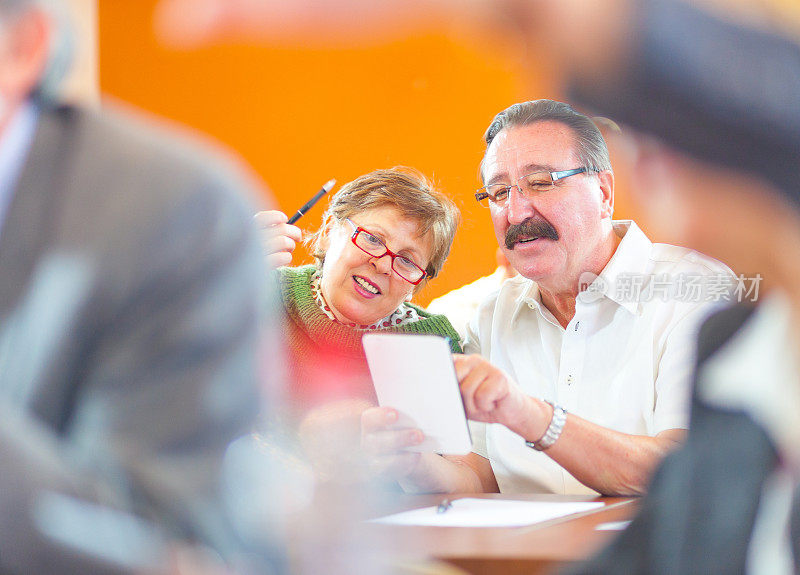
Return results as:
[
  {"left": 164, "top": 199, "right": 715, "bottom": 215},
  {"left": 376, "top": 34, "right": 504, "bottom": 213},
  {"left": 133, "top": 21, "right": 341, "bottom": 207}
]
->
[{"left": 525, "top": 401, "right": 567, "bottom": 452}]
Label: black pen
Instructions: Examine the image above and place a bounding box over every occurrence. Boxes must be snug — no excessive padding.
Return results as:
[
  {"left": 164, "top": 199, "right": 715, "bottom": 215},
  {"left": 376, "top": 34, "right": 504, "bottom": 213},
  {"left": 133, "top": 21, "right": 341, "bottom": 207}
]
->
[
  {"left": 436, "top": 499, "right": 453, "bottom": 514},
  {"left": 287, "top": 179, "right": 336, "bottom": 224}
]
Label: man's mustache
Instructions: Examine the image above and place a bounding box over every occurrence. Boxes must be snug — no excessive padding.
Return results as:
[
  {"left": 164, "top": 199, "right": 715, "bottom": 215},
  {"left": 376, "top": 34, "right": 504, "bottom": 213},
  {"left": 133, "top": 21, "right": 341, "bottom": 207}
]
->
[{"left": 505, "top": 218, "right": 559, "bottom": 249}]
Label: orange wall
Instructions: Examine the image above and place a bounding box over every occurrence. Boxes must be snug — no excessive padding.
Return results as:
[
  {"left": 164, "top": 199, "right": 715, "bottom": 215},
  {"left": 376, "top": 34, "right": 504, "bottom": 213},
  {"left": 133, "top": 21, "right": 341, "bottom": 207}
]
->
[{"left": 98, "top": 1, "right": 634, "bottom": 305}]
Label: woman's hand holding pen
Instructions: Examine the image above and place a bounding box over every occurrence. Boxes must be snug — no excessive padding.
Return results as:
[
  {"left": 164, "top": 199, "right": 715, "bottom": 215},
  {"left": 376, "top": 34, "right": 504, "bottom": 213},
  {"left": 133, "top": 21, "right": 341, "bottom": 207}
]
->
[
  {"left": 254, "top": 179, "right": 334, "bottom": 267},
  {"left": 254, "top": 210, "right": 302, "bottom": 268}
]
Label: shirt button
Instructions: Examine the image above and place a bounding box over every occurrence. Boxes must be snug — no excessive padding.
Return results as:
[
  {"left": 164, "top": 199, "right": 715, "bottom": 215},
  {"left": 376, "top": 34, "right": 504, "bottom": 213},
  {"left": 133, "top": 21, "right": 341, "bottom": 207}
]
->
[
  {"left": 528, "top": 303, "right": 536, "bottom": 310},
  {"left": 566, "top": 375, "right": 574, "bottom": 385}
]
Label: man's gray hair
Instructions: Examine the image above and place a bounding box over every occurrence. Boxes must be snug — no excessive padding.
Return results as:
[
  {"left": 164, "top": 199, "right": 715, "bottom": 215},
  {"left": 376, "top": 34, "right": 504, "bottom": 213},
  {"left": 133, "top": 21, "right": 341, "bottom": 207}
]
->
[
  {"left": 0, "top": 0, "right": 73, "bottom": 102},
  {"left": 481, "top": 100, "right": 612, "bottom": 181}
]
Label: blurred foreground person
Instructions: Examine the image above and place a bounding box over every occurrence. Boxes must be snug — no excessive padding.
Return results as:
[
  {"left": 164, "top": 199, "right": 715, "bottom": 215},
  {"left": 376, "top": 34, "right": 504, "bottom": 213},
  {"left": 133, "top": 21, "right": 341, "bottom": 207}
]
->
[
  {"left": 0, "top": 1, "right": 280, "bottom": 573},
  {"left": 569, "top": 141, "right": 800, "bottom": 575},
  {"left": 551, "top": 2, "right": 800, "bottom": 574}
]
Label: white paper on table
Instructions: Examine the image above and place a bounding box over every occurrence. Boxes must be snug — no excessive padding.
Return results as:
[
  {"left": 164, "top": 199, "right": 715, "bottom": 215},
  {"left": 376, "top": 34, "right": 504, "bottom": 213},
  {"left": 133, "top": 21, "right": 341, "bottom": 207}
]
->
[{"left": 369, "top": 498, "right": 604, "bottom": 528}]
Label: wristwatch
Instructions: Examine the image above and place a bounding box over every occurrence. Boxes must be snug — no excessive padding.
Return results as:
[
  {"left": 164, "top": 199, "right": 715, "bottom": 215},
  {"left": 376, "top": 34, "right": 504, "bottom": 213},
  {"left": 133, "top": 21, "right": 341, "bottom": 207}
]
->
[{"left": 525, "top": 401, "right": 567, "bottom": 451}]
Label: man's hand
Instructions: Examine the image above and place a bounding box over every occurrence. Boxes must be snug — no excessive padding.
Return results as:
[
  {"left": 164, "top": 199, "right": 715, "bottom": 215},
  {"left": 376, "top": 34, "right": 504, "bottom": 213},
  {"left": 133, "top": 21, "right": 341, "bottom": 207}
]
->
[
  {"left": 253, "top": 210, "right": 302, "bottom": 268},
  {"left": 453, "top": 354, "right": 550, "bottom": 441}
]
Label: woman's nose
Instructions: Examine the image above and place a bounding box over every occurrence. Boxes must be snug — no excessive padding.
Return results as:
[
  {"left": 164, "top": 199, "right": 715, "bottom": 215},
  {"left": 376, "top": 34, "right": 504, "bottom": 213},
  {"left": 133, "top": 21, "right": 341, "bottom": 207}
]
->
[{"left": 371, "top": 253, "right": 393, "bottom": 275}]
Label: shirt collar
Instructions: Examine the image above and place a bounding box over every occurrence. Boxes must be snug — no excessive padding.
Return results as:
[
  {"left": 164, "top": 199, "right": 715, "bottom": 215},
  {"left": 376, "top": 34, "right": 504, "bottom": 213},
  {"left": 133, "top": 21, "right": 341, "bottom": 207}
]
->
[
  {"left": 699, "top": 293, "right": 800, "bottom": 471},
  {"left": 513, "top": 220, "right": 650, "bottom": 320},
  {"left": 513, "top": 279, "right": 563, "bottom": 328},
  {"left": 0, "top": 102, "right": 38, "bottom": 236},
  {"left": 514, "top": 277, "right": 542, "bottom": 311}
]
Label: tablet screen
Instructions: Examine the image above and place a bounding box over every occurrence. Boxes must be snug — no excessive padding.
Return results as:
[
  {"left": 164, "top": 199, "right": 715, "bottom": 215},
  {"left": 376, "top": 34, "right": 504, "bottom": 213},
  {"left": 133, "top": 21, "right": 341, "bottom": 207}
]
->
[{"left": 363, "top": 333, "right": 472, "bottom": 455}]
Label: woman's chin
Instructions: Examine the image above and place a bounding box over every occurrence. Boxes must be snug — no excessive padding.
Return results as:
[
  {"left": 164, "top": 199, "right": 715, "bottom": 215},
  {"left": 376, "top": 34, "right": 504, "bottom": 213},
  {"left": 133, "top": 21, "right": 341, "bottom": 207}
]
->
[
  {"left": 338, "top": 308, "right": 383, "bottom": 327},
  {"left": 335, "top": 293, "right": 403, "bottom": 327}
]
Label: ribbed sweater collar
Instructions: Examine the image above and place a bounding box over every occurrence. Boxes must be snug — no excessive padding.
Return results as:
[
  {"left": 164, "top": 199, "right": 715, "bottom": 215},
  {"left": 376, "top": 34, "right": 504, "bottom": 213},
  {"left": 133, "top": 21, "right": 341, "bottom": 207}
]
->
[{"left": 278, "top": 265, "right": 462, "bottom": 356}]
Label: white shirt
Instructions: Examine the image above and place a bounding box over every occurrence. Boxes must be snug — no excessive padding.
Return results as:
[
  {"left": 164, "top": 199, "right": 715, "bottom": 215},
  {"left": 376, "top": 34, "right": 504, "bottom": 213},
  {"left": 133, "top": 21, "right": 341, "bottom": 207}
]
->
[
  {"left": 0, "top": 103, "right": 38, "bottom": 238},
  {"left": 699, "top": 293, "right": 800, "bottom": 575},
  {"left": 427, "top": 266, "right": 511, "bottom": 341},
  {"left": 464, "top": 220, "right": 733, "bottom": 494}
]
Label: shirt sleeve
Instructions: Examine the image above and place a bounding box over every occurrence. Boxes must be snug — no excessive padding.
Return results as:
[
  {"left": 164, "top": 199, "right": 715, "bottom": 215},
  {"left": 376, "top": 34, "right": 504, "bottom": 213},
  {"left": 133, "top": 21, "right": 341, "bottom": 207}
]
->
[{"left": 653, "top": 300, "right": 722, "bottom": 432}]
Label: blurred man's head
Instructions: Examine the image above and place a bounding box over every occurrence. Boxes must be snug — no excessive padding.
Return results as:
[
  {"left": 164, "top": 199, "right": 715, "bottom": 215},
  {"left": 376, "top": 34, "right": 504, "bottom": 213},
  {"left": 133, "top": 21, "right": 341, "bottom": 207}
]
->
[
  {"left": 477, "top": 100, "right": 616, "bottom": 294},
  {"left": 0, "top": 0, "right": 71, "bottom": 129},
  {"left": 155, "top": 0, "right": 456, "bottom": 47},
  {"left": 627, "top": 134, "right": 800, "bottom": 299}
]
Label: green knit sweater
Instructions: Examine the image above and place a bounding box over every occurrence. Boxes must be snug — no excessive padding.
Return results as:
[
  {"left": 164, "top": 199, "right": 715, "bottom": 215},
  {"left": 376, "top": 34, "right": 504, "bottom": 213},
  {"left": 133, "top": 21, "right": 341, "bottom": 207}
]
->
[{"left": 278, "top": 265, "right": 462, "bottom": 405}]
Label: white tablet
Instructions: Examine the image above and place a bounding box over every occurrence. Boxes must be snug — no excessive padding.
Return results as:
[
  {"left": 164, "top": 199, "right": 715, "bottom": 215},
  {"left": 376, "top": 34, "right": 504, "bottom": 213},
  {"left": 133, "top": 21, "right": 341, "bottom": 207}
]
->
[{"left": 362, "top": 333, "right": 472, "bottom": 455}]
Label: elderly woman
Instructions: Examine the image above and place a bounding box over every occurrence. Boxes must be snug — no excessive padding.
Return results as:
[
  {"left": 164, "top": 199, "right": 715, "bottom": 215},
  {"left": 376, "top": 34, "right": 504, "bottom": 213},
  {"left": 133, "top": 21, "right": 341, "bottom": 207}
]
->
[{"left": 258, "top": 167, "right": 461, "bottom": 410}]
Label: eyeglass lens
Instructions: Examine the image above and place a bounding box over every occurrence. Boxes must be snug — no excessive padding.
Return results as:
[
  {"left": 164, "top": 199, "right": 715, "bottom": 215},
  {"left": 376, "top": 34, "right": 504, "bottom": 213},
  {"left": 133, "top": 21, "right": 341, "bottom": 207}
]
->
[
  {"left": 353, "top": 229, "right": 425, "bottom": 282},
  {"left": 484, "top": 171, "right": 555, "bottom": 205}
]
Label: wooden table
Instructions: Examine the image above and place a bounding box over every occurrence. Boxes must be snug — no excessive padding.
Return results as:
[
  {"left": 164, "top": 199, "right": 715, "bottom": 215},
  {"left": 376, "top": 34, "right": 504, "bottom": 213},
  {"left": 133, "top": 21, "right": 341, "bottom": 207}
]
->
[{"left": 361, "top": 493, "right": 638, "bottom": 575}]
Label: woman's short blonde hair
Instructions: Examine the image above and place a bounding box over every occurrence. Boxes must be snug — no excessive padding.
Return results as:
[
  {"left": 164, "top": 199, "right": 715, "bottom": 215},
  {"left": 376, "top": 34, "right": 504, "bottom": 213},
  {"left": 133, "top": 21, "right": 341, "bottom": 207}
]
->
[{"left": 306, "top": 167, "right": 460, "bottom": 291}]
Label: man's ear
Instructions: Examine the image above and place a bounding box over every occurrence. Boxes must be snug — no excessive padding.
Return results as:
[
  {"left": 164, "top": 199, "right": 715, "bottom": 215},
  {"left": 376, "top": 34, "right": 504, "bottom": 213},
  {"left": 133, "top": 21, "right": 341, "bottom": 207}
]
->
[
  {"left": 597, "top": 170, "right": 615, "bottom": 219},
  {"left": 0, "top": 9, "right": 52, "bottom": 105}
]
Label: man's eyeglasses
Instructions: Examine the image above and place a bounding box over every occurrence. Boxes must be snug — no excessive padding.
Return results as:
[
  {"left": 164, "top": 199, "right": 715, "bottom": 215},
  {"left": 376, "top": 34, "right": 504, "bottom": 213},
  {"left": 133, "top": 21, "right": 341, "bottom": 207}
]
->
[
  {"left": 346, "top": 219, "right": 428, "bottom": 285},
  {"left": 475, "top": 167, "right": 595, "bottom": 208}
]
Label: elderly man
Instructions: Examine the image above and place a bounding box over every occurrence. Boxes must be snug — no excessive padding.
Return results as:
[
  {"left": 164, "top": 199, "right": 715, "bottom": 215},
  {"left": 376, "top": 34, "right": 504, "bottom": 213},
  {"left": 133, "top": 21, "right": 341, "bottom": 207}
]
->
[
  {"left": 363, "top": 99, "right": 731, "bottom": 497},
  {"left": 454, "top": 98, "right": 737, "bottom": 496},
  {"left": 0, "top": 1, "right": 280, "bottom": 573}
]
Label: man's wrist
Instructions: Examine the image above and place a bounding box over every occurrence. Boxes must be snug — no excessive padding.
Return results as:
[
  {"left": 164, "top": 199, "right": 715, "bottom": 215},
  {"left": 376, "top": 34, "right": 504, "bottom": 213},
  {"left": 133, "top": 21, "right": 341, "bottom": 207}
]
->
[
  {"left": 525, "top": 401, "right": 567, "bottom": 451},
  {"left": 511, "top": 397, "right": 553, "bottom": 443}
]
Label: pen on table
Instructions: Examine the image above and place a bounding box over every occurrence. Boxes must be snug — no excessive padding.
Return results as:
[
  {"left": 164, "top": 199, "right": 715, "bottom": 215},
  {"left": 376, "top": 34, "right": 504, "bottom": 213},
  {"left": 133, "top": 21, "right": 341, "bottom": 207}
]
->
[
  {"left": 287, "top": 178, "right": 336, "bottom": 224},
  {"left": 436, "top": 499, "right": 453, "bottom": 514}
]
